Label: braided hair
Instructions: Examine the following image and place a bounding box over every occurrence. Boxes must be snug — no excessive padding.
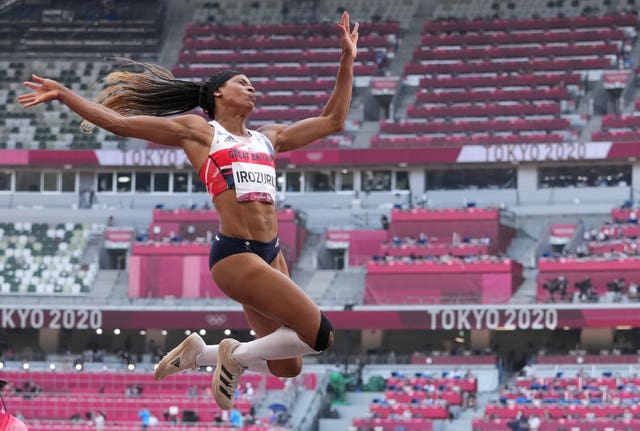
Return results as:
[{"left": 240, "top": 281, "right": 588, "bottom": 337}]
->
[{"left": 80, "top": 58, "right": 241, "bottom": 133}]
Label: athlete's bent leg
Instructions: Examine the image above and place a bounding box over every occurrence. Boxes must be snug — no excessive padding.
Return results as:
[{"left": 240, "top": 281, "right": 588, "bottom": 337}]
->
[{"left": 210, "top": 253, "right": 335, "bottom": 408}]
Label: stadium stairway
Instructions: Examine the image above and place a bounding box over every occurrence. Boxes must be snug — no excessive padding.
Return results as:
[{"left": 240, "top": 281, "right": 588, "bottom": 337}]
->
[
  {"left": 505, "top": 229, "right": 538, "bottom": 269},
  {"left": 509, "top": 268, "right": 539, "bottom": 304},
  {"left": 322, "top": 269, "right": 367, "bottom": 307},
  {"left": 319, "top": 391, "right": 385, "bottom": 431},
  {"left": 304, "top": 270, "right": 337, "bottom": 304},
  {"left": 446, "top": 391, "right": 497, "bottom": 431},
  {"left": 506, "top": 229, "right": 540, "bottom": 303},
  {"left": 291, "top": 231, "right": 321, "bottom": 295},
  {"left": 289, "top": 388, "right": 318, "bottom": 428},
  {"left": 353, "top": 121, "right": 380, "bottom": 148},
  {"left": 581, "top": 114, "right": 603, "bottom": 142},
  {"left": 158, "top": 0, "right": 193, "bottom": 68},
  {"left": 387, "top": 0, "right": 436, "bottom": 77}
]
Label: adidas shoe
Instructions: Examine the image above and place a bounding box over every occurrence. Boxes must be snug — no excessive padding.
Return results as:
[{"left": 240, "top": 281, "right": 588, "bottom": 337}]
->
[
  {"left": 212, "top": 338, "right": 245, "bottom": 410},
  {"left": 154, "top": 332, "right": 205, "bottom": 380}
]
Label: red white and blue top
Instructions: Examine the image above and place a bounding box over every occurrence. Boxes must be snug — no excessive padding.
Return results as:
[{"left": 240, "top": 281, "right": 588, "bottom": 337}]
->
[{"left": 198, "top": 120, "right": 277, "bottom": 204}]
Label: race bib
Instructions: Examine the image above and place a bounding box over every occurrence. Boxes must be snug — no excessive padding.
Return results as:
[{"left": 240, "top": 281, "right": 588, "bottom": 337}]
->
[{"left": 232, "top": 161, "right": 277, "bottom": 204}]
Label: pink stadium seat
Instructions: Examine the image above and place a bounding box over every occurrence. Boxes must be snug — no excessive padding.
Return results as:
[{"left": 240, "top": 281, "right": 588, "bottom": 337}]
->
[
  {"left": 416, "top": 88, "right": 569, "bottom": 104},
  {"left": 419, "top": 73, "right": 582, "bottom": 89},
  {"left": 420, "top": 28, "right": 625, "bottom": 47},
  {"left": 405, "top": 58, "right": 613, "bottom": 76},
  {"left": 185, "top": 22, "right": 399, "bottom": 38},
  {"left": 601, "top": 114, "right": 640, "bottom": 128},
  {"left": 422, "top": 14, "right": 636, "bottom": 33},
  {"left": 173, "top": 64, "right": 378, "bottom": 79},
  {"left": 406, "top": 103, "right": 560, "bottom": 118},
  {"left": 413, "top": 44, "right": 617, "bottom": 61},
  {"left": 380, "top": 118, "right": 570, "bottom": 134},
  {"left": 592, "top": 130, "right": 640, "bottom": 142}
]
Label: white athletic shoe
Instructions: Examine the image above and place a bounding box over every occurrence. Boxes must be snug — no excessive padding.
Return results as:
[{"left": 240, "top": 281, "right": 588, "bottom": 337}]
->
[
  {"left": 212, "top": 338, "right": 245, "bottom": 410},
  {"left": 154, "top": 332, "right": 205, "bottom": 380}
]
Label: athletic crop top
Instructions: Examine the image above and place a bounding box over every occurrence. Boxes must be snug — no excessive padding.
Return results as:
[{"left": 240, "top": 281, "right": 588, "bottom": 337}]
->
[{"left": 198, "top": 120, "right": 277, "bottom": 204}]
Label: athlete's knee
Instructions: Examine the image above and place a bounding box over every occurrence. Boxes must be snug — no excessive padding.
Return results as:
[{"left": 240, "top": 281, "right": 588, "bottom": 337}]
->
[
  {"left": 269, "top": 358, "right": 303, "bottom": 378},
  {"left": 314, "top": 312, "right": 334, "bottom": 351}
]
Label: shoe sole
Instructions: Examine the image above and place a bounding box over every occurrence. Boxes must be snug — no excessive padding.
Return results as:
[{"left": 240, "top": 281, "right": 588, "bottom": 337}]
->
[
  {"left": 154, "top": 332, "right": 201, "bottom": 381},
  {"left": 212, "top": 338, "right": 243, "bottom": 410}
]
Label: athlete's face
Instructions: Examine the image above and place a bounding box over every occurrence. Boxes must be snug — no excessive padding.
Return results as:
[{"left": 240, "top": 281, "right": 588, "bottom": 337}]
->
[{"left": 217, "top": 74, "right": 256, "bottom": 110}]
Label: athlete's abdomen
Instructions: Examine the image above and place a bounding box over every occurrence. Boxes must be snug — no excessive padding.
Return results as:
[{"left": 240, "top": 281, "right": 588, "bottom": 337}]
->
[{"left": 213, "top": 191, "right": 278, "bottom": 242}]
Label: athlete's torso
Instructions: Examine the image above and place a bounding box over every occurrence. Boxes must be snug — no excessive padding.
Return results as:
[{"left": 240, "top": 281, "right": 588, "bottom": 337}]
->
[{"left": 198, "top": 120, "right": 277, "bottom": 204}]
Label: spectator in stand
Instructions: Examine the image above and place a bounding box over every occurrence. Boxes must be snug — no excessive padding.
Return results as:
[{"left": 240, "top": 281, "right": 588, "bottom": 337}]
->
[
  {"left": 528, "top": 413, "right": 540, "bottom": 431},
  {"left": 229, "top": 408, "right": 244, "bottom": 428},
  {"left": 94, "top": 411, "right": 105, "bottom": 431},
  {"left": 20, "top": 12, "right": 359, "bottom": 412},
  {"left": 380, "top": 214, "right": 389, "bottom": 230},
  {"left": 507, "top": 411, "right": 529, "bottom": 431},
  {"left": 138, "top": 406, "right": 150, "bottom": 431}
]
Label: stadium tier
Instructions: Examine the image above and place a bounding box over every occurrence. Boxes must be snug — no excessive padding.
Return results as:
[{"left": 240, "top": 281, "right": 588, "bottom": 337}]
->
[
  {"left": 0, "top": 368, "right": 298, "bottom": 430},
  {"left": 130, "top": 207, "right": 305, "bottom": 298},
  {"left": 0, "top": 222, "right": 98, "bottom": 295},
  {"left": 1, "top": 1, "right": 640, "bottom": 431}
]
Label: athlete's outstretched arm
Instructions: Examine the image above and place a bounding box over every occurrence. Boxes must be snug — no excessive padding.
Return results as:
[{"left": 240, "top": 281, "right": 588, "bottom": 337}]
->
[
  {"left": 259, "top": 11, "right": 359, "bottom": 153},
  {"left": 18, "top": 75, "right": 208, "bottom": 148}
]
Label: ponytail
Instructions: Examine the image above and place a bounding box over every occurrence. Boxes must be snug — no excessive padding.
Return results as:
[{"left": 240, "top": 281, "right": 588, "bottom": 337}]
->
[
  {"left": 80, "top": 59, "right": 200, "bottom": 133},
  {"left": 81, "top": 59, "right": 242, "bottom": 133}
]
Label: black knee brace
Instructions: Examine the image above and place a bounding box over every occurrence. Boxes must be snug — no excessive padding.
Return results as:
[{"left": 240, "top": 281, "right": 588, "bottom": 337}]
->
[{"left": 314, "top": 312, "right": 334, "bottom": 351}]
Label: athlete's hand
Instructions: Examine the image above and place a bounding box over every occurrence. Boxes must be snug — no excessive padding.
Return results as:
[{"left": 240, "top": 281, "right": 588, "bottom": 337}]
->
[
  {"left": 18, "top": 74, "right": 63, "bottom": 108},
  {"left": 338, "top": 11, "right": 359, "bottom": 60}
]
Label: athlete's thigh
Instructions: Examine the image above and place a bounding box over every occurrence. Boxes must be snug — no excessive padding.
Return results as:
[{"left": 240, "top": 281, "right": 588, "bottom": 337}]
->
[{"left": 211, "top": 252, "right": 321, "bottom": 345}]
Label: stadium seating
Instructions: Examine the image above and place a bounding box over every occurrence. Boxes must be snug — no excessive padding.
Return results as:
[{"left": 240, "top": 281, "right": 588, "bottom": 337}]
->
[
  {"left": 0, "top": 368, "right": 281, "bottom": 429},
  {"left": 537, "top": 207, "right": 640, "bottom": 303},
  {"left": 351, "top": 371, "right": 478, "bottom": 430},
  {"left": 129, "top": 207, "right": 305, "bottom": 298},
  {"left": 363, "top": 207, "right": 521, "bottom": 304},
  {"left": 0, "top": 59, "right": 135, "bottom": 150},
  {"left": 193, "top": 0, "right": 419, "bottom": 30},
  {"left": 373, "top": 12, "right": 635, "bottom": 150},
  {"left": 593, "top": 111, "right": 640, "bottom": 143},
  {"left": 0, "top": 0, "right": 164, "bottom": 54},
  {"left": 0, "top": 222, "right": 98, "bottom": 294},
  {"left": 474, "top": 371, "right": 640, "bottom": 431},
  {"left": 173, "top": 16, "right": 400, "bottom": 146}
]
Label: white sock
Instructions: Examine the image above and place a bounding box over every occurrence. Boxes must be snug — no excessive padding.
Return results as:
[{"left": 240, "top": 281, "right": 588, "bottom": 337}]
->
[
  {"left": 196, "top": 345, "right": 218, "bottom": 366},
  {"left": 232, "top": 326, "right": 319, "bottom": 368},
  {"left": 243, "top": 358, "right": 273, "bottom": 375},
  {"left": 196, "top": 345, "right": 273, "bottom": 375}
]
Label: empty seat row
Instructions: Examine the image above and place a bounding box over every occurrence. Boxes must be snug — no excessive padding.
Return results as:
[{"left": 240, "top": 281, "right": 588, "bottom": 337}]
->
[
  {"left": 414, "top": 44, "right": 618, "bottom": 61},
  {"left": 173, "top": 64, "right": 378, "bottom": 79},
  {"left": 371, "top": 133, "right": 565, "bottom": 148},
  {"left": 405, "top": 58, "right": 614, "bottom": 76},
  {"left": 380, "top": 118, "right": 570, "bottom": 134},
  {"left": 180, "top": 50, "right": 378, "bottom": 64},
  {"left": 183, "top": 35, "right": 392, "bottom": 50},
  {"left": 420, "top": 28, "right": 626, "bottom": 47},
  {"left": 416, "top": 88, "right": 569, "bottom": 104},
  {"left": 419, "top": 73, "right": 583, "bottom": 89},
  {"left": 423, "top": 14, "right": 637, "bottom": 33},
  {"left": 406, "top": 103, "right": 560, "bottom": 118},
  {"left": 185, "top": 21, "right": 399, "bottom": 37}
]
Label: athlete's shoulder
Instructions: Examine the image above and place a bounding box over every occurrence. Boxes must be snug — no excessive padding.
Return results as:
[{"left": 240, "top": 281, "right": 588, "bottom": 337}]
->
[{"left": 173, "top": 114, "right": 210, "bottom": 128}]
